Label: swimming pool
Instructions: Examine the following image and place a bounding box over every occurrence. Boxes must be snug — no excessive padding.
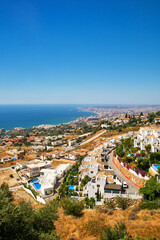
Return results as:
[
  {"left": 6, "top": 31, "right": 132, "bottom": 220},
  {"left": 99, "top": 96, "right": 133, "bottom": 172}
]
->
[
  {"left": 152, "top": 164, "right": 160, "bottom": 172},
  {"left": 68, "top": 186, "right": 74, "bottom": 190},
  {"left": 33, "top": 182, "right": 41, "bottom": 190},
  {"left": 31, "top": 178, "right": 39, "bottom": 183}
]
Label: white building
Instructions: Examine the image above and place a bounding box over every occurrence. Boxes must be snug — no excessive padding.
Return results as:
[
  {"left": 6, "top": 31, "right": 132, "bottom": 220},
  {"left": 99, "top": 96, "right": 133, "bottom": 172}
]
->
[
  {"left": 55, "top": 163, "right": 71, "bottom": 178},
  {"left": 26, "top": 161, "right": 52, "bottom": 178},
  {"left": 68, "top": 140, "right": 77, "bottom": 147},
  {"left": 40, "top": 169, "right": 57, "bottom": 195},
  {"left": 134, "top": 128, "right": 160, "bottom": 153},
  {"left": 32, "top": 163, "right": 71, "bottom": 196},
  {"left": 80, "top": 162, "right": 100, "bottom": 179},
  {"left": 84, "top": 175, "right": 106, "bottom": 199}
]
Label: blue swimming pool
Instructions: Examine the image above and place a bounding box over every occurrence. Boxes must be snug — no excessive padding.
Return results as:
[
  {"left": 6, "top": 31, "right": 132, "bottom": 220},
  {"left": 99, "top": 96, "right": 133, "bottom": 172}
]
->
[
  {"left": 68, "top": 186, "right": 74, "bottom": 190},
  {"left": 33, "top": 182, "right": 41, "bottom": 190},
  {"left": 31, "top": 178, "right": 39, "bottom": 183},
  {"left": 152, "top": 164, "right": 160, "bottom": 172}
]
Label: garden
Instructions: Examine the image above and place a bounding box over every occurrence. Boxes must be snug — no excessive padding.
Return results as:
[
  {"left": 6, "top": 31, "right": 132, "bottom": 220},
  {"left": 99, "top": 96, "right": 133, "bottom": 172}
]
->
[{"left": 115, "top": 137, "right": 160, "bottom": 177}]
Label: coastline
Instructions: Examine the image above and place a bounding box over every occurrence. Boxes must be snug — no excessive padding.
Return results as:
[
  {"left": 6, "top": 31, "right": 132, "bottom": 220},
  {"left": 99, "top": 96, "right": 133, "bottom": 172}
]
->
[
  {"left": 0, "top": 105, "right": 98, "bottom": 131},
  {"left": 77, "top": 107, "right": 101, "bottom": 117}
]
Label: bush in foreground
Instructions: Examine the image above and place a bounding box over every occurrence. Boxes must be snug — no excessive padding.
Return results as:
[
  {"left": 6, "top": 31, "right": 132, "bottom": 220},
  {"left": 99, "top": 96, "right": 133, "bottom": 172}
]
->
[
  {"left": 101, "top": 221, "right": 128, "bottom": 240},
  {"left": 139, "top": 199, "right": 160, "bottom": 210},
  {"left": 0, "top": 183, "right": 59, "bottom": 240},
  {"left": 115, "top": 196, "right": 128, "bottom": 210},
  {"left": 83, "top": 218, "right": 105, "bottom": 237},
  {"left": 60, "top": 197, "right": 84, "bottom": 217},
  {"left": 104, "top": 199, "right": 116, "bottom": 210}
]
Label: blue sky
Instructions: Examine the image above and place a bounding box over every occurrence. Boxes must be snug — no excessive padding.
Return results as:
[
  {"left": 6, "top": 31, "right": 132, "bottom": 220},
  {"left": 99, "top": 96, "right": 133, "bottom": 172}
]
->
[{"left": 0, "top": 0, "right": 160, "bottom": 104}]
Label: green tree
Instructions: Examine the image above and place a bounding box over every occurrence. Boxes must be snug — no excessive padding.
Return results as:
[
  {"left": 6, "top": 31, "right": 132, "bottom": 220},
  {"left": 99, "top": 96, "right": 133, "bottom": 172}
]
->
[
  {"left": 147, "top": 113, "right": 155, "bottom": 123},
  {"left": 60, "top": 197, "right": 84, "bottom": 217},
  {"left": 116, "top": 144, "right": 124, "bottom": 158},
  {"left": 83, "top": 197, "right": 95, "bottom": 209},
  {"left": 58, "top": 184, "right": 68, "bottom": 197},
  {"left": 150, "top": 152, "right": 160, "bottom": 164},
  {"left": 123, "top": 138, "right": 133, "bottom": 150},
  {"left": 145, "top": 144, "right": 151, "bottom": 153},
  {"left": 136, "top": 158, "right": 149, "bottom": 171},
  {"left": 0, "top": 184, "right": 59, "bottom": 240},
  {"left": 139, "top": 177, "right": 160, "bottom": 200},
  {"left": 96, "top": 188, "right": 101, "bottom": 201},
  {"left": 80, "top": 175, "right": 91, "bottom": 190},
  {"left": 0, "top": 182, "right": 13, "bottom": 202}
]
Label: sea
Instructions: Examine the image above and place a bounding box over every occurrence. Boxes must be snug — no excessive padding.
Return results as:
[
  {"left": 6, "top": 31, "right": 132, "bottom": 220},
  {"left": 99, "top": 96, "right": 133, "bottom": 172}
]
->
[{"left": 0, "top": 104, "right": 96, "bottom": 131}]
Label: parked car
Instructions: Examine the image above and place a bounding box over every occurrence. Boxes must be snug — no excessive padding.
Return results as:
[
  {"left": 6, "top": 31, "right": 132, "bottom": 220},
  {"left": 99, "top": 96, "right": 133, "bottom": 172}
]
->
[{"left": 123, "top": 181, "right": 128, "bottom": 188}]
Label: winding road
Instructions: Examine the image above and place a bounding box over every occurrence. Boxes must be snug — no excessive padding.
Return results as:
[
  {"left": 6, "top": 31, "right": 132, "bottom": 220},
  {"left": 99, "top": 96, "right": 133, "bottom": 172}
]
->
[{"left": 108, "top": 151, "right": 140, "bottom": 194}]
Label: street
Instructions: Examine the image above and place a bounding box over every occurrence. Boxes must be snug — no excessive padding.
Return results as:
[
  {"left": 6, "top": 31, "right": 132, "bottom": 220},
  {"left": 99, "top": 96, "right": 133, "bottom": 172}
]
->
[{"left": 108, "top": 151, "right": 140, "bottom": 194}]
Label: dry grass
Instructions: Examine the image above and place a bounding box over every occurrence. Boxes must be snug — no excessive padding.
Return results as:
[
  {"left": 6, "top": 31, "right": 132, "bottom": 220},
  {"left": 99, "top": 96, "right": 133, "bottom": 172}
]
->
[
  {"left": 12, "top": 188, "right": 43, "bottom": 208},
  {"left": 55, "top": 208, "right": 160, "bottom": 240},
  {"left": 52, "top": 159, "right": 74, "bottom": 168},
  {"left": 0, "top": 169, "right": 20, "bottom": 187}
]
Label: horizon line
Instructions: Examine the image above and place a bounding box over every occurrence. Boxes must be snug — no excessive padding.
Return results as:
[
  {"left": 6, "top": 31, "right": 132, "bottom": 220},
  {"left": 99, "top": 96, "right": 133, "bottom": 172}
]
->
[{"left": 0, "top": 103, "right": 160, "bottom": 106}]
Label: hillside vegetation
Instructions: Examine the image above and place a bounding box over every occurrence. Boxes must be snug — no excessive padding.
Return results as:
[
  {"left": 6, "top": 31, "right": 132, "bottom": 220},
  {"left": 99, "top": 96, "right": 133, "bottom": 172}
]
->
[
  {"left": 55, "top": 207, "right": 160, "bottom": 240},
  {"left": 0, "top": 182, "right": 160, "bottom": 240}
]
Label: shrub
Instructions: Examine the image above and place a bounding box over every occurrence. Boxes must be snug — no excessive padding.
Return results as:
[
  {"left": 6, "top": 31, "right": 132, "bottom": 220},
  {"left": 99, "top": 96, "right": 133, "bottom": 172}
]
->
[
  {"left": 79, "top": 192, "right": 82, "bottom": 197},
  {"left": 39, "top": 231, "right": 60, "bottom": 240},
  {"left": 131, "top": 207, "right": 140, "bottom": 213},
  {"left": 9, "top": 174, "right": 14, "bottom": 178},
  {"left": 104, "top": 199, "right": 115, "bottom": 210},
  {"left": 71, "top": 192, "right": 78, "bottom": 196},
  {"left": 60, "top": 197, "right": 84, "bottom": 217},
  {"left": 101, "top": 221, "right": 128, "bottom": 240},
  {"left": 107, "top": 210, "right": 113, "bottom": 215},
  {"left": 128, "top": 212, "right": 136, "bottom": 220},
  {"left": 115, "top": 196, "right": 128, "bottom": 210},
  {"left": 83, "top": 218, "right": 105, "bottom": 237},
  {"left": 135, "top": 169, "right": 139, "bottom": 175},
  {"left": 139, "top": 200, "right": 160, "bottom": 210},
  {"left": 83, "top": 197, "right": 95, "bottom": 209},
  {"left": 96, "top": 206, "right": 108, "bottom": 213}
]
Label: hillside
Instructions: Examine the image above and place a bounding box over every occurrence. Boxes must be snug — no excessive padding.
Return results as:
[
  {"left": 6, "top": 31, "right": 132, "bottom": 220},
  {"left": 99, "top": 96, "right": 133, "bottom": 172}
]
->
[{"left": 55, "top": 208, "right": 160, "bottom": 240}]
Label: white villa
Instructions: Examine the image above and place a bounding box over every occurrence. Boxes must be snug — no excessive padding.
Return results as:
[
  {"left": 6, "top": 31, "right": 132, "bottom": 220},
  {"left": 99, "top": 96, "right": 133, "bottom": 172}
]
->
[
  {"left": 32, "top": 163, "right": 71, "bottom": 196},
  {"left": 40, "top": 169, "right": 57, "bottom": 195},
  {"left": 84, "top": 175, "right": 106, "bottom": 198},
  {"left": 79, "top": 142, "right": 123, "bottom": 199},
  {"left": 134, "top": 128, "right": 160, "bottom": 153},
  {"left": 26, "top": 161, "right": 52, "bottom": 178},
  {"left": 83, "top": 170, "right": 122, "bottom": 199}
]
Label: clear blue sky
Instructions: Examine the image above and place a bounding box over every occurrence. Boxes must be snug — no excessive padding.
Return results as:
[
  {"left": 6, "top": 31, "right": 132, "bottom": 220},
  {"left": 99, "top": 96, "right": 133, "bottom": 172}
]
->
[{"left": 0, "top": 0, "right": 160, "bottom": 104}]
